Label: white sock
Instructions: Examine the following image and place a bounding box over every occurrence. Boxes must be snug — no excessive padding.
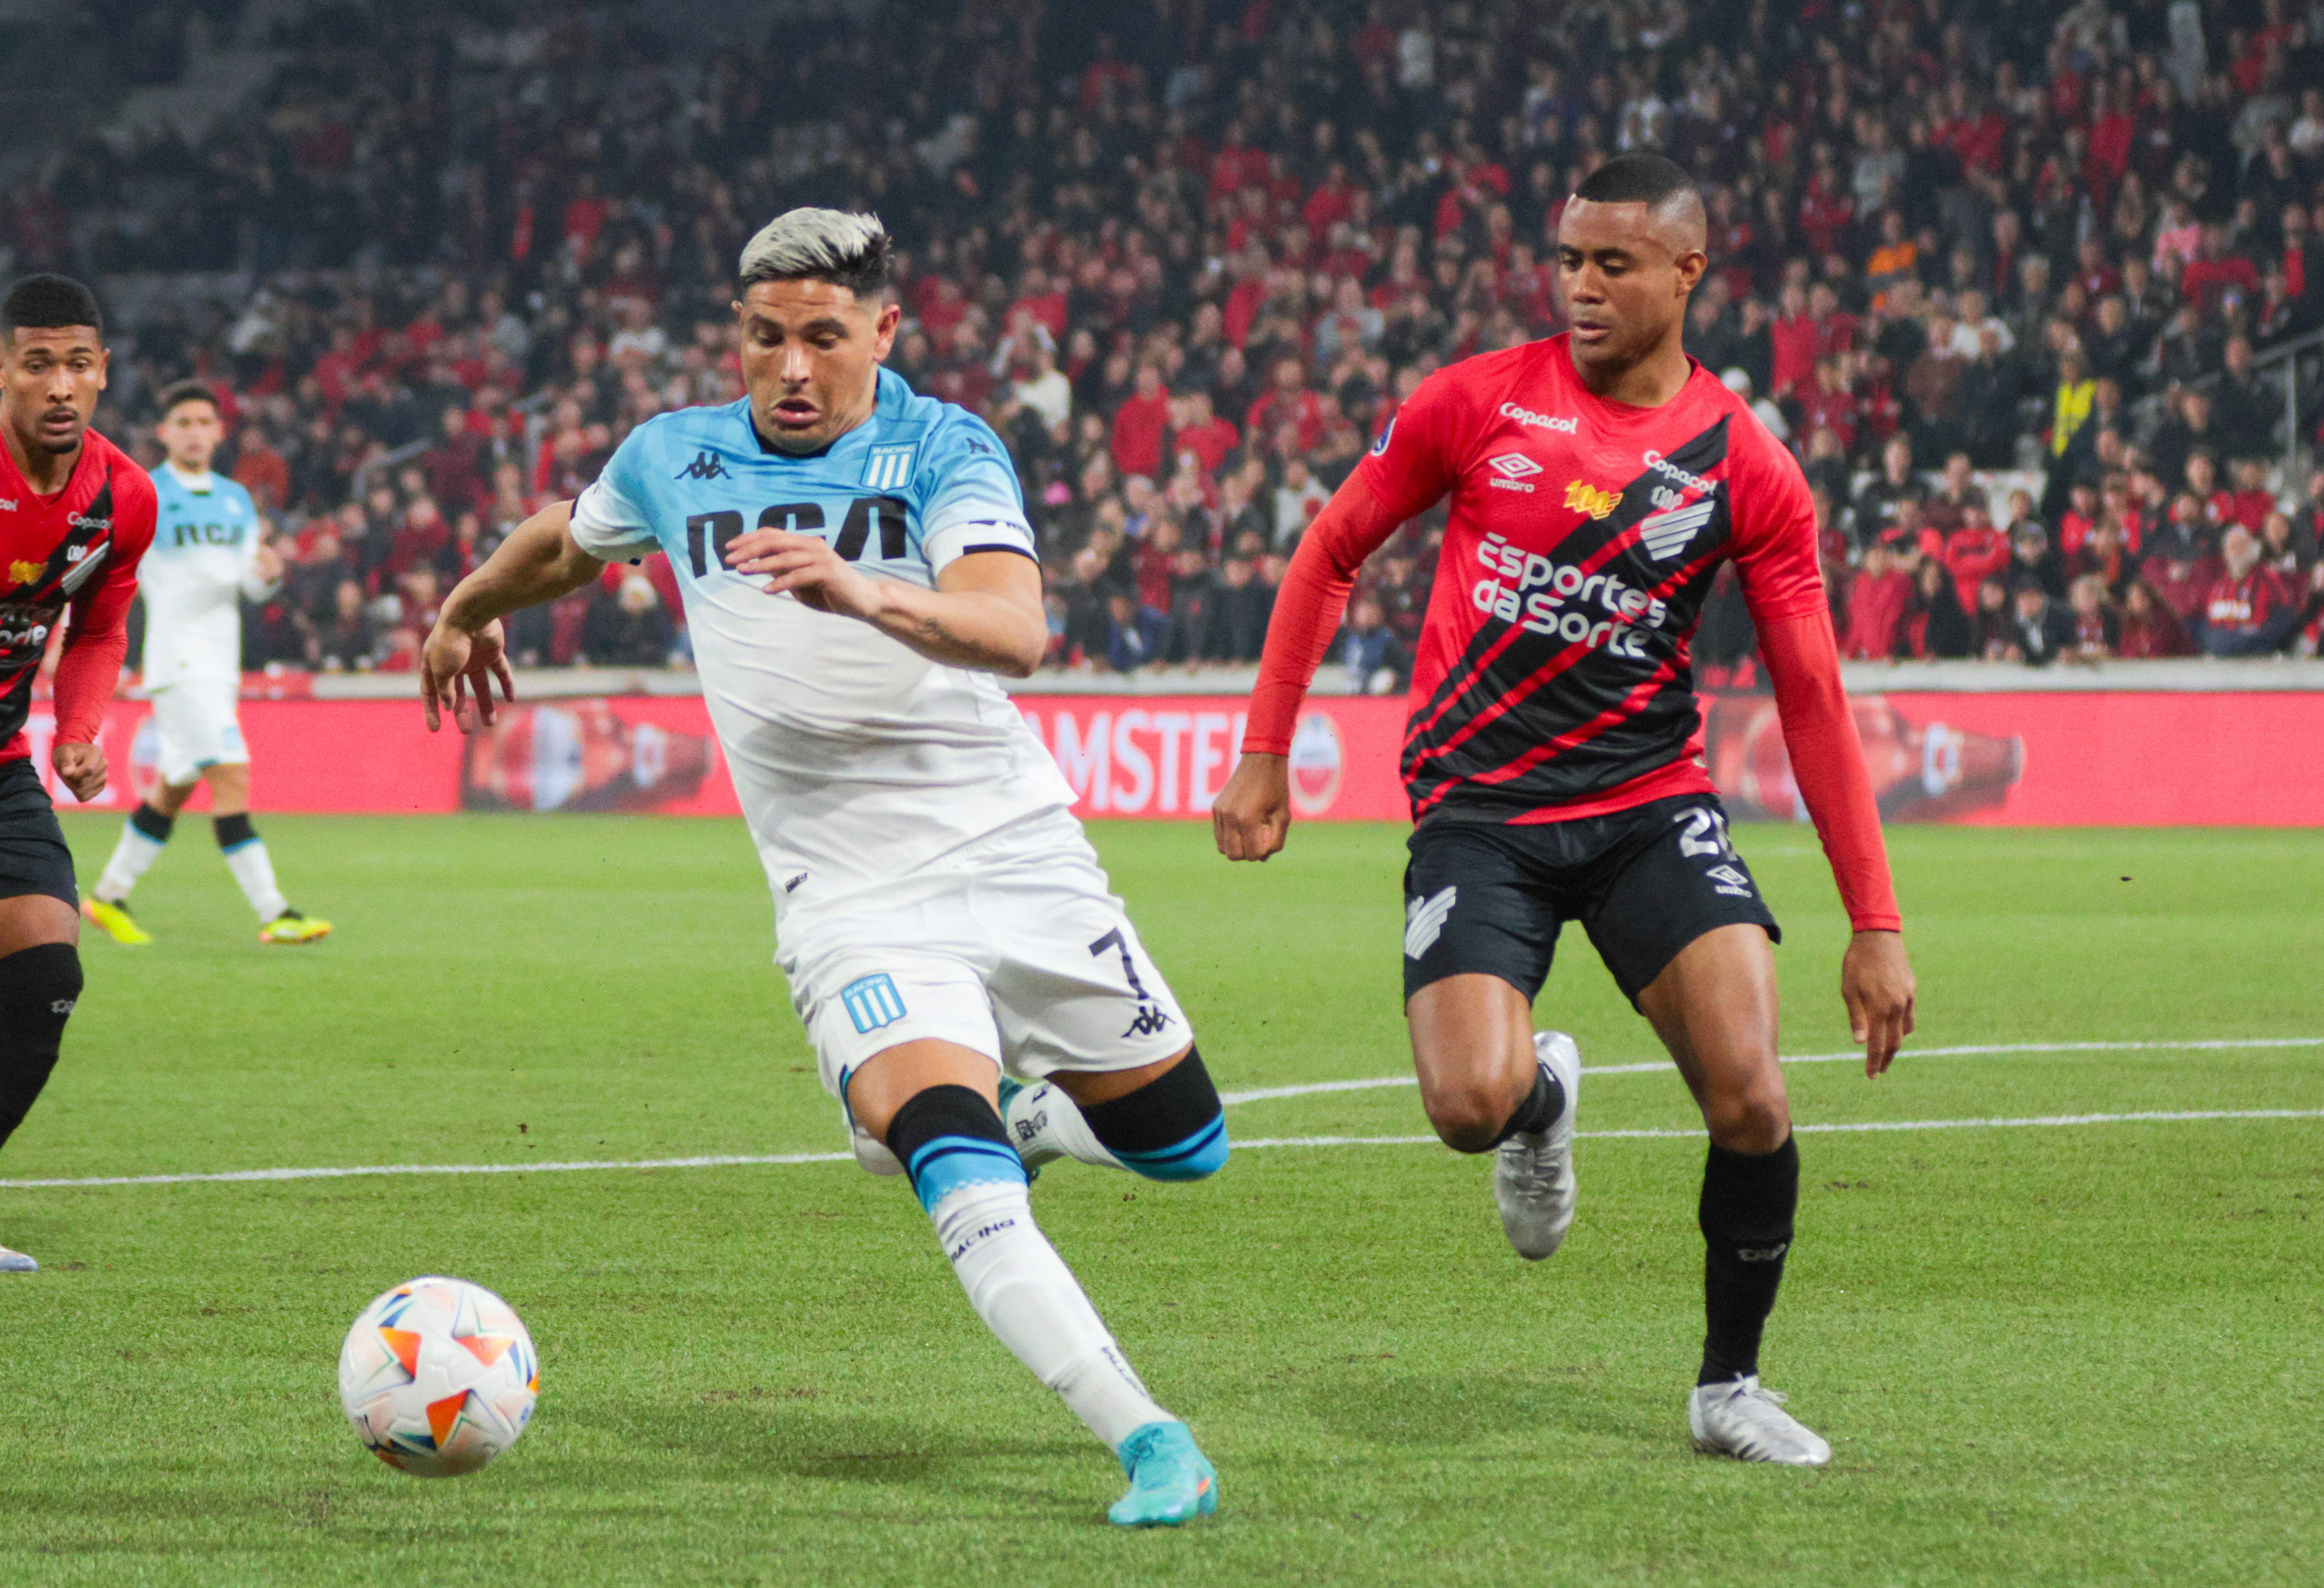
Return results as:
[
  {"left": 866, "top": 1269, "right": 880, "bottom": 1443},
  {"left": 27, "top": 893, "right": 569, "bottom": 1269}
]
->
[
  {"left": 932, "top": 1179, "right": 1169, "bottom": 1450},
  {"left": 96, "top": 818, "right": 167, "bottom": 904},
  {"left": 222, "top": 835, "right": 288, "bottom": 921},
  {"left": 1002, "top": 1080, "right": 1125, "bottom": 1172}
]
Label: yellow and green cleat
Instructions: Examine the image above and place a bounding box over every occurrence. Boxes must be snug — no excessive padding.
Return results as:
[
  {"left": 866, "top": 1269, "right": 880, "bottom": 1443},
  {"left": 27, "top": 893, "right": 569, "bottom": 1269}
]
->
[
  {"left": 259, "top": 908, "right": 333, "bottom": 946},
  {"left": 82, "top": 897, "right": 153, "bottom": 945}
]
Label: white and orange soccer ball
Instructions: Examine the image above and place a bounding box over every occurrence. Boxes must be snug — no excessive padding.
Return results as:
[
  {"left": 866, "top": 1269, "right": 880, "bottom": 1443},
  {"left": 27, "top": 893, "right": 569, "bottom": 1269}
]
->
[{"left": 338, "top": 1276, "right": 539, "bottom": 1477}]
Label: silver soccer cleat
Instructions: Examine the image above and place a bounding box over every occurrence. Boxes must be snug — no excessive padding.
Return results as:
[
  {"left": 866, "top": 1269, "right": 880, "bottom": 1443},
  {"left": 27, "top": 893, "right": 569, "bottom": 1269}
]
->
[
  {"left": 1494, "top": 1030, "right": 1581, "bottom": 1259},
  {"left": 1689, "top": 1375, "right": 1833, "bottom": 1466}
]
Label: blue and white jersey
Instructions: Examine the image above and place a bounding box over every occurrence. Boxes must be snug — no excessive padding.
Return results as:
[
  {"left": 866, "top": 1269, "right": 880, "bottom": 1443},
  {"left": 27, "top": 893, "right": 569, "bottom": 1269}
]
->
[
  {"left": 142, "top": 464, "right": 274, "bottom": 688},
  {"left": 569, "top": 367, "right": 1072, "bottom": 909}
]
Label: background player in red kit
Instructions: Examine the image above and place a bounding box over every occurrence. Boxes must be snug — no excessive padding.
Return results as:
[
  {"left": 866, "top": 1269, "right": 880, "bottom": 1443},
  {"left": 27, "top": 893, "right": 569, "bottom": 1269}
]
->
[
  {"left": 0, "top": 275, "right": 158, "bottom": 1273},
  {"left": 1215, "top": 155, "right": 1916, "bottom": 1465}
]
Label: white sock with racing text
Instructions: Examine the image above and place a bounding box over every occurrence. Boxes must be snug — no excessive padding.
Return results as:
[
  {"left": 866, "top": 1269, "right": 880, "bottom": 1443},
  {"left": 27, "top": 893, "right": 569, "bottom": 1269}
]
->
[
  {"left": 1002, "top": 1080, "right": 1126, "bottom": 1172},
  {"left": 932, "top": 1179, "right": 1167, "bottom": 1449}
]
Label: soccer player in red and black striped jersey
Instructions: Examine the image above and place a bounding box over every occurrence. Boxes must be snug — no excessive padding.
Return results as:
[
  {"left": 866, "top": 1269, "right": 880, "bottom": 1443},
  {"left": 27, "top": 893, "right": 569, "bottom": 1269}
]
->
[
  {"left": 1215, "top": 155, "right": 1916, "bottom": 1464},
  {"left": 0, "top": 275, "right": 158, "bottom": 1273}
]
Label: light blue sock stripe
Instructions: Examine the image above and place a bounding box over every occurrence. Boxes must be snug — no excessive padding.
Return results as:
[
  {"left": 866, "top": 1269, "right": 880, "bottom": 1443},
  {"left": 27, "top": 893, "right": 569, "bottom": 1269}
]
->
[
  {"left": 907, "top": 1136, "right": 1027, "bottom": 1211},
  {"left": 220, "top": 838, "right": 262, "bottom": 855},
  {"left": 1111, "top": 1115, "right": 1230, "bottom": 1181}
]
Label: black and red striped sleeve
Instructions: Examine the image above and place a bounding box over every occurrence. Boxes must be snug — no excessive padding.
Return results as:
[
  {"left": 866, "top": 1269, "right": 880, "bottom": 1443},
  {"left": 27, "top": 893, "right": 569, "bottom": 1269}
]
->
[{"left": 1729, "top": 426, "right": 1902, "bottom": 933}]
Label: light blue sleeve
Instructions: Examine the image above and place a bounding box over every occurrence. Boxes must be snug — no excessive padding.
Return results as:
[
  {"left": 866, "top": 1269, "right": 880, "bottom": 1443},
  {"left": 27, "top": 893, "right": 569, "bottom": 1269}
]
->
[
  {"left": 569, "top": 423, "right": 666, "bottom": 560},
  {"left": 916, "top": 409, "right": 1035, "bottom": 574}
]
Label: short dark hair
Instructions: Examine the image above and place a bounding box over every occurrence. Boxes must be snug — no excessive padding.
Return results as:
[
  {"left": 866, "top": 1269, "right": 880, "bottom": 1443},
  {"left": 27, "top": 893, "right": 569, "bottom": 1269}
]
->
[
  {"left": 158, "top": 381, "right": 220, "bottom": 418},
  {"left": 1573, "top": 152, "right": 1700, "bottom": 209},
  {"left": 1, "top": 273, "right": 104, "bottom": 341}
]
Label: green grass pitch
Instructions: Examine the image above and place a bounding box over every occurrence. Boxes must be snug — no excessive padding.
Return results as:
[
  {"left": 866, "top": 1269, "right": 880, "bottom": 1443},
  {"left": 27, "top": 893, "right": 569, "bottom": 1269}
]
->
[{"left": 1, "top": 812, "right": 2318, "bottom": 1586}]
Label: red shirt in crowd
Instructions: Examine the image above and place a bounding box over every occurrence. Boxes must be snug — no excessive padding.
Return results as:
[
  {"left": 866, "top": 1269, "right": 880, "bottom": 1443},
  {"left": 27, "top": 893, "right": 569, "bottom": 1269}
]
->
[
  {"left": 2202, "top": 565, "right": 2294, "bottom": 638},
  {"left": 1842, "top": 566, "right": 1911, "bottom": 659},
  {"left": 1770, "top": 312, "right": 1818, "bottom": 395},
  {"left": 1943, "top": 524, "right": 2011, "bottom": 593},
  {"left": 2141, "top": 552, "right": 2225, "bottom": 620},
  {"left": 1246, "top": 387, "right": 1324, "bottom": 453},
  {"left": 1111, "top": 385, "right": 1173, "bottom": 479},
  {"left": 1175, "top": 415, "right": 1240, "bottom": 477}
]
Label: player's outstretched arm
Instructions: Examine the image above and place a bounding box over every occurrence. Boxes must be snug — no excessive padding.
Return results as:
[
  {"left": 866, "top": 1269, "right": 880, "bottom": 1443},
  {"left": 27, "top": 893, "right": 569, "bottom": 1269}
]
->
[
  {"left": 1755, "top": 609, "right": 1917, "bottom": 1074},
  {"left": 424, "top": 500, "right": 604, "bottom": 733},
  {"left": 1215, "top": 471, "right": 1408, "bottom": 862},
  {"left": 723, "top": 533, "right": 1047, "bottom": 677}
]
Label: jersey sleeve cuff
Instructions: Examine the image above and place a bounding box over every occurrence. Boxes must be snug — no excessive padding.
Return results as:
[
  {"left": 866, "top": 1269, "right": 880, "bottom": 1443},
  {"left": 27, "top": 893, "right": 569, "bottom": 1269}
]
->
[
  {"left": 922, "top": 506, "right": 1035, "bottom": 576},
  {"left": 569, "top": 482, "right": 659, "bottom": 560}
]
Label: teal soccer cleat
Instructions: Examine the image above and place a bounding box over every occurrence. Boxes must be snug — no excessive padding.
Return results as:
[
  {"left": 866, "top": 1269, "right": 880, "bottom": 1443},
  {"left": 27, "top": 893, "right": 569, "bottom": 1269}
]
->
[{"left": 1108, "top": 1420, "right": 1217, "bottom": 1527}]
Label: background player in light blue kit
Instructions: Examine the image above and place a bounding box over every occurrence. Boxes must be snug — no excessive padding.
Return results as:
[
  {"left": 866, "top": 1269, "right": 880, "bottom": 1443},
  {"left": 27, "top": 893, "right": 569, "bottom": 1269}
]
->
[{"left": 418, "top": 210, "right": 1226, "bottom": 1527}]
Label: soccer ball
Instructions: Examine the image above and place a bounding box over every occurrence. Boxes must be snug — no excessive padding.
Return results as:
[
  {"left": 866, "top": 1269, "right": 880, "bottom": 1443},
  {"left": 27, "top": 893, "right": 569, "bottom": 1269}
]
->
[{"left": 339, "top": 1276, "right": 539, "bottom": 1477}]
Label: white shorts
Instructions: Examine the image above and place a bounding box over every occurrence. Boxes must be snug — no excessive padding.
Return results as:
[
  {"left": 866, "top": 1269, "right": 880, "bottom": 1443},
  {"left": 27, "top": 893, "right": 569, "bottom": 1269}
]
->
[
  {"left": 779, "top": 808, "right": 1192, "bottom": 1174},
  {"left": 150, "top": 680, "right": 247, "bottom": 787}
]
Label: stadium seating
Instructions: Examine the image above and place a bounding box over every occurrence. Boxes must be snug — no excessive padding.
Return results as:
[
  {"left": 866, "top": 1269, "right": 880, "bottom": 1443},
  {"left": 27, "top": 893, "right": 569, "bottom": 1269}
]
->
[{"left": 6, "top": 0, "right": 2320, "bottom": 675}]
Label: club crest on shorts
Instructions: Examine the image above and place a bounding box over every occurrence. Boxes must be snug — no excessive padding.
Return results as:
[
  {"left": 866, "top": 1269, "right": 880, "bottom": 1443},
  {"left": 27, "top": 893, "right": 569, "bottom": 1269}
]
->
[
  {"left": 1404, "top": 886, "right": 1456, "bottom": 959},
  {"left": 840, "top": 972, "right": 908, "bottom": 1034}
]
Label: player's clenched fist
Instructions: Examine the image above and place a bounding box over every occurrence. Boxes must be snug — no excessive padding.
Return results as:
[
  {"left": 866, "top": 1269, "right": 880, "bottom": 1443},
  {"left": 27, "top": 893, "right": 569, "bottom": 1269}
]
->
[
  {"left": 51, "top": 739, "right": 106, "bottom": 802},
  {"left": 725, "top": 529, "right": 880, "bottom": 619},
  {"left": 1212, "top": 752, "right": 1291, "bottom": 862}
]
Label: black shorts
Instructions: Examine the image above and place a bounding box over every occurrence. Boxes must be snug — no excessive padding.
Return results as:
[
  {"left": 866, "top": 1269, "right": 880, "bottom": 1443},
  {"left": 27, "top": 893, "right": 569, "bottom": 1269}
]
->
[
  {"left": 1402, "top": 793, "right": 1779, "bottom": 1008},
  {"left": 0, "top": 756, "right": 77, "bottom": 907}
]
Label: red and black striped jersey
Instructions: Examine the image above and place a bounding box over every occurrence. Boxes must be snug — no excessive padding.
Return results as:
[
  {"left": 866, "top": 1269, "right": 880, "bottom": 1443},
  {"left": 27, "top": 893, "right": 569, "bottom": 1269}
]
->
[
  {"left": 0, "top": 426, "right": 157, "bottom": 760},
  {"left": 1357, "top": 334, "right": 1826, "bottom": 824}
]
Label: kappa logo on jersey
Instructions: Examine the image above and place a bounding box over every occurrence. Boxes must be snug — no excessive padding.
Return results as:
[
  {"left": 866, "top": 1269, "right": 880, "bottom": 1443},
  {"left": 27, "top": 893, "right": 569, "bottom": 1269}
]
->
[
  {"left": 1638, "top": 494, "right": 1719, "bottom": 560},
  {"left": 1497, "top": 402, "right": 1578, "bottom": 433},
  {"left": 839, "top": 972, "right": 909, "bottom": 1034},
  {"left": 1563, "top": 480, "right": 1622, "bottom": 519},
  {"left": 1486, "top": 452, "right": 1542, "bottom": 492},
  {"left": 862, "top": 442, "right": 917, "bottom": 492},
  {"left": 1369, "top": 415, "right": 1396, "bottom": 455},
  {"left": 673, "top": 450, "right": 730, "bottom": 482},
  {"left": 1404, "top": 886, "right": 1457, "bottom": 959}
]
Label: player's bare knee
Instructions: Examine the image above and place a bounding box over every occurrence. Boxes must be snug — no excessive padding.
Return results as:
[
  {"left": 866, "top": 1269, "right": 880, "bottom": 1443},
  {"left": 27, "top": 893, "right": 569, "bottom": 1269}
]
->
[
  {"left": 1704, "top": 1083, "right": 1790, "bottom": 1155},
  {"left": 1423, "top": 1080, "right": 1510, "bottom": 1154}
]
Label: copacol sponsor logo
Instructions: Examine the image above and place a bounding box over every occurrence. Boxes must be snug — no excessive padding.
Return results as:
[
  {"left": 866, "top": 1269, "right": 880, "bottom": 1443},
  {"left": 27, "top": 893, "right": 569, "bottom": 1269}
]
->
[
  {"left": 1469, "top": 533, "right": 1668, "bottom": 657},
  {"left": 1499, "top": 402, "right": 1578, "bottom": 433}
]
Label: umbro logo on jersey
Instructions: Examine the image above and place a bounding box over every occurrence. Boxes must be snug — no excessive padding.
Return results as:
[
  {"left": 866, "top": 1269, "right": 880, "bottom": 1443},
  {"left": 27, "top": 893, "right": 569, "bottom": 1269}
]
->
[
  {"left": 674, "top": 451, "right": 730, "bottom": 482},
  {"left": 1563, "top": 480, "right": 1622, "bottom": 519},
  {"left": 1404, "top": 886, "right": 1457, "bottom": 959},
  {"left": 862, "top": 443, "right": 917, "bottom": 492},
  {"left": 1486, "top": 453, "right": 1541, "bottom": 492},
  {"left": 1639, "top": 496, "right": 1719, "bottom": 560}
]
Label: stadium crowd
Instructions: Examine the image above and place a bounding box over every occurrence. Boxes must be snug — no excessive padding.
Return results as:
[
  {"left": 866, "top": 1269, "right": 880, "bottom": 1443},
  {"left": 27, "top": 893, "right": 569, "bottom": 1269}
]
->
[{"left": 9, "top": 0, "right": 2324, "bottom": 680}]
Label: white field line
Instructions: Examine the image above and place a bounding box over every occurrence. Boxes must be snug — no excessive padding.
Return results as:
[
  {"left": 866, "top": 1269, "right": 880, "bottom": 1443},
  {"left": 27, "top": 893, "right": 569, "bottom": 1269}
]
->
[
  {"left": 1215, "top": 1036, "right": 2324, "bottom": 1102},
  {"left": 3, "top": 1109, "right": 2319, "bottom": 1191}
]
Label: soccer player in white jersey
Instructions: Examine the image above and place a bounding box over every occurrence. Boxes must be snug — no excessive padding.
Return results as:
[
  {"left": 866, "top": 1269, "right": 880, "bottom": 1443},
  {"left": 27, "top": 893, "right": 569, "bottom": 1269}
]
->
[
  {"left": 418, "top": 210, "right": 1225, "bottom": 1527},
  {"left": 84, "top": 383, "right": 331, "bottom": 946}
]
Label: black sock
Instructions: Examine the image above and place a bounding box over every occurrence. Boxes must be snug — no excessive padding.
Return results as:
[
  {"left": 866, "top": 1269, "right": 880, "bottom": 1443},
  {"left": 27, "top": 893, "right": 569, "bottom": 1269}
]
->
[
  {"left": 1698, "top": 1135, "right": 1799, "bottom": 1386},
  {"left": 1076, "top": 1046, "right": 1228, "bottom": 1180},
  {"left": 0, "top": 944, "right": 82, "bottom": 1148},
  {"left": 214, "top": 812, "right": 256, "bottom": 849},
  {"left": 1491, "top": 1066, "right": 1566, "bottom": 1145},
  {"left": 130, "top": 803, "right": 174, "bottom": 844}
]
